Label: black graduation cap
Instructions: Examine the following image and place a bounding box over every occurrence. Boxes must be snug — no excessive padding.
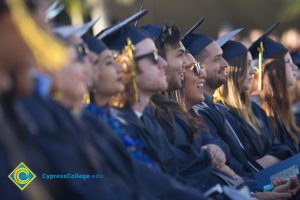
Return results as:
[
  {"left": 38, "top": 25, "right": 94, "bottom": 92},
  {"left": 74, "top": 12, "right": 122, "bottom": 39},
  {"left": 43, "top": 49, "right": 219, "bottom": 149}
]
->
[
  {"left": 216, "top": 28, "right": 243, "bottom": 47},
  {"left": 215, "top": 28, "right": 246, "bottom": 62},
  {"left": 181, "top": 17, "right": 213, "bottom": 57},
  {"left": 96, "top": 9, "right": 148, "bottom": 39},
  {"left": 222, "top": 41, "right": 248, "bottom": 63},
  {"left": 248, "top": 23, "right": 287, "bottom": 91},
  {"left": 141, "top": 24, "right": 163, "bottom": 41},
  {"left": 102, "top": 25, "right": 150, "bottom": 51},
  {"left": 250, "top": 38, "right": 288, "bottom": 60},
  {"left": 183, "top": 34, "right": 213, "bottom": 57},
  {"left": 96, "top": 9, "right": 150, "bottom": 51},
  {"left": 182, "top": 17, "right": 205, "bottom": 39},
  {"left": 249, "top": 22, "right": 288, "bottom": 59},
  {"left": 82, "top": 34, "right": 107, "bottom": 54}
]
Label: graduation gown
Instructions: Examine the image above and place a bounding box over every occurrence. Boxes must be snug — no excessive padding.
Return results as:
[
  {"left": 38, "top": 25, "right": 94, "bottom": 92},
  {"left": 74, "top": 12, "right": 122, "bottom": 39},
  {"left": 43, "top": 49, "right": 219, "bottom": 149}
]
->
[
  {"left": 112, "top": 105, "right": 243, "bottom": 192},
  {"left": 83, "top": 108, "right": 207, "bottom": 200},
  {"left": 214, "top": 101, "right": 293, "bottom": 162},
  {"left": 84, "top": 104, "right": 160, "bottom": 170},
  {"left": 272, "top": 114, "right": 300, "bottom": 154},
  {"left": 145, "top": 102, "right": 260, "bottom": 191},
  {"left": 11, "top": 92, "right": 138, "bottom": 200},
  {"left": 251, "top": 102, "right": 293, "bottom": 159},
  {"left": 193, "top": 94, "right": 263, "bottom": 174},
  {"left": 0, "top": 104, "right": 44, "bottom": 200}
]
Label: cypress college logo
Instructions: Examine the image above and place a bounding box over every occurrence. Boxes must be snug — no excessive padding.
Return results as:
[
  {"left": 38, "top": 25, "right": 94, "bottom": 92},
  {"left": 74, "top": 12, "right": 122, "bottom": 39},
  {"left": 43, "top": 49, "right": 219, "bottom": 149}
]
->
[{"left": 8, "top": 162, "right": 36, "bottom": 190}]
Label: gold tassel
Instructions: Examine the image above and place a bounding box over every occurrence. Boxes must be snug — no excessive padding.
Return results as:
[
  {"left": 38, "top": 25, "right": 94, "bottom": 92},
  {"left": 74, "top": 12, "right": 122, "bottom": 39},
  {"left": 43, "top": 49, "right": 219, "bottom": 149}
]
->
[
  {"left": 82, "top": 93, "right": 90, "bottom": 104},
  {"left": 6, "top": 0, "right": 69, "bottom": 72},
  {"left": 124, "top": 38, "right": 140, "bottom": 102},
  {"left": 257, "top": 41, "right": 264, "bottom": 91}
]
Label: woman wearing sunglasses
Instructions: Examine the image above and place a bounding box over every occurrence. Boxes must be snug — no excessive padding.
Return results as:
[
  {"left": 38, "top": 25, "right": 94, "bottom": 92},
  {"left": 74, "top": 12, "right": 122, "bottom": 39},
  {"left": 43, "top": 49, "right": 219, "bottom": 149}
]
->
[
  {"left": 183, "top": 56, "right": 206, "bottom": 109},
  {"left": 83, "top": 25, "right": 211, "bottom": 199},
  {"left": 184, "top": 45, "right": 298, "bottom": 199}
]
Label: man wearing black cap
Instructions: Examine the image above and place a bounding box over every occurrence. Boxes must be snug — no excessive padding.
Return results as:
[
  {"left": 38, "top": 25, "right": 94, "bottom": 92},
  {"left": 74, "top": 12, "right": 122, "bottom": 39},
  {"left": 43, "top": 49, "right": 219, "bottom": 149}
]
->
[
  {"left": 185, "top": 25, "right": 300, "bottom": 198},
  {"left": 143, "top": 23, "right": 187, "bottom": 91},
  {"left": 183, "top": 28, "right": 265, "bottom": 175},
  {"left": 144, "top": 23, "right": 230, "bottom": 173},
  {"left": 140, "top": 22, "right": 253, "bottom": 192}
]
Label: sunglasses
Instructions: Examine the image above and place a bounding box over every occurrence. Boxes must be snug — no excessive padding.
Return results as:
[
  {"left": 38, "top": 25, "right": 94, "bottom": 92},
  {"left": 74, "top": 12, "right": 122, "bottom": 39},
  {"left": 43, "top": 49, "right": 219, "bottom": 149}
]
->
[
  {"left": 185, "top": 62, "right": 202, "bottom": 77},
  {"left": 135, "top": 51, "right": 159, "bottom": 64}
]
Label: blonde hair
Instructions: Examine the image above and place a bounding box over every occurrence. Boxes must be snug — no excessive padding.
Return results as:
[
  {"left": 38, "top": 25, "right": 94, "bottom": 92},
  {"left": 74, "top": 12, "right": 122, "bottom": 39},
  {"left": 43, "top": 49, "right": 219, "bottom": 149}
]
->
[{"left": 214, "top": 53, "right": 262, "bottom": 134}]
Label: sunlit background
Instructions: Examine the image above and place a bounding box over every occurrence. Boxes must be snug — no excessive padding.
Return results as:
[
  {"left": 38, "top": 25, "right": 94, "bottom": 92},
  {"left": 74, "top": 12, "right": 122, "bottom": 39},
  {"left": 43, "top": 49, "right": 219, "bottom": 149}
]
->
[{"left": 55, "top": 0, "right": 300, "bottom": 50}]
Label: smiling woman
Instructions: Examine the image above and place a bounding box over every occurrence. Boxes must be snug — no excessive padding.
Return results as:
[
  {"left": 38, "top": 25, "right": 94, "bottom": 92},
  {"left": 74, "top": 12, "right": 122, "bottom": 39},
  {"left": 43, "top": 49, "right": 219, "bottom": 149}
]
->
[{"left": 184, "top": 52, "right": 206, "bottom": 110}]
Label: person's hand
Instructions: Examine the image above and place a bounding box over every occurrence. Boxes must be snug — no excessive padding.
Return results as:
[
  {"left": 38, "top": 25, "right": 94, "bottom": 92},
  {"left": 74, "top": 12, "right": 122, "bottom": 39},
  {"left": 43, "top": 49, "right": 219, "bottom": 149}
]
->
[
  {"left": 274, "top": 176, "right": 300, "bottom": 196},
  {"left": 272, "top": 177, "right": 288, "bottom": 186},
  {"left": 254, "top": 191, "right": 291, "bottom": 200},
  {"left": 216, "top": 164, "right": 239, "bottom": 180},
  {"left": 201, "top": 144, "right": 226, "bottom": 169},
  {"left": 255, "top": 176, "right": 300, "bottom": 200}
]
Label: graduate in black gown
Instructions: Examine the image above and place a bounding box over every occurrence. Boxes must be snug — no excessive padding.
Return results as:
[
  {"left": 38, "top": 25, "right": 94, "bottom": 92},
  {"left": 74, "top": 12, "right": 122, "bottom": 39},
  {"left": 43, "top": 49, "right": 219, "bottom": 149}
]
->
[
  {"left": 182, "top": 21, "right": 300, "bottom": 198},
  {"left": 81, "top": 15, "right": 208, "bottom": 199},
  {"left": 180, "top": 22, "right": 266, "bottom": 177},
  {"left": 182, "top": 26, "right": 265, "bottom": 175},
  {"left": 212, "top": 28, "right": 293, "bottom": 169},
  {"left": 48, "top": 19, "right": 201, "bottom": 200},
  {"left": 98, "top": 18, "right": 244, "bottom": 193},
  {"left": 14, "top": 43, "right": 138, "bottom": 199},
  {"left": 0, "top": 2, "right": 57, "bottom": 199},
  {"left": 248, "top": 27, "right": 300, "bottom": 155},
  {"left": 143, "top": 22, "right": 250, "bottom": 185},
  {"left": 2, "top": 2, "right": 145, "bottom": 199}
]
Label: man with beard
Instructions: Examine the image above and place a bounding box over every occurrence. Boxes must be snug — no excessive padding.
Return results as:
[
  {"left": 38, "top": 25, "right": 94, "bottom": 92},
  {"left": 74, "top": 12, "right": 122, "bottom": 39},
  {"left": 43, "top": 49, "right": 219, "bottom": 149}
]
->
[
  {"left": 140, "top": 23, "right": 242, "bottom": 191},
  {"left": 183, "top": 23, "right": 299, "bottom": 199}
]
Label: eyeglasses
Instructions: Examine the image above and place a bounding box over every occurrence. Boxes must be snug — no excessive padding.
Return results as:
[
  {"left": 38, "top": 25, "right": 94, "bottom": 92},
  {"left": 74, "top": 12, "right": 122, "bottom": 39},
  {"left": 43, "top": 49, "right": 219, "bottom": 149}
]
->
[
  {"left": 76, "top": 43, "right": 89, "bottom": 61},
  {"left": 135, "top": 51, "right": 159, "bottom": 64},
  {"left": 185, "top": 62, "right": 202, "bottom": 77}
]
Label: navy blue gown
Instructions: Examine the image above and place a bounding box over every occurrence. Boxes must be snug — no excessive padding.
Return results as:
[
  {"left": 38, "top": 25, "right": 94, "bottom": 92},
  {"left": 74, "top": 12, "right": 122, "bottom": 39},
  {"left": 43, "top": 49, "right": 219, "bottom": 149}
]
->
[
  {"left": 214, "top": 101, "right": 293, "bottom": 162},
  {"left": 10, "top": 92, "right": 139, "bottom": 200},
  {"left": 193, "top": 94, "right": 263, "bottom": 174}
]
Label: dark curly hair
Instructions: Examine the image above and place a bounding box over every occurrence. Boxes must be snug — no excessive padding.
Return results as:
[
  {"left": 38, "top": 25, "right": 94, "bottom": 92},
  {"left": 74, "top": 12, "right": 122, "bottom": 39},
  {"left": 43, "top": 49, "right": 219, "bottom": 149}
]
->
[{"left": 156, "top": 23, "right": 181, "bottom": 58}]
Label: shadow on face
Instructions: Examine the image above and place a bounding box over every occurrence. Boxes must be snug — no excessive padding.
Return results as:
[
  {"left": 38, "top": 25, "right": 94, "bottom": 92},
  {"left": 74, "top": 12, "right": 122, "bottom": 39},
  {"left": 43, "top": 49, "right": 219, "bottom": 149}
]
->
[
  {"left": 163, "top": 41, "right": 187, "bottom": 91},
  {"left": 135, "top": 38, "right": 168, "bottom": 94}
]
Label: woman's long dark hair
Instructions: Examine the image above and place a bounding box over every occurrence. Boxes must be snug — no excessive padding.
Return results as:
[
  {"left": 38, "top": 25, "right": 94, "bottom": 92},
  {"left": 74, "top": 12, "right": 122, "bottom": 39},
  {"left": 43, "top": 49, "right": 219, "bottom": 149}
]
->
[
  {"left": 261, "top": 52, "right": 300, "bottom": 143},
  {"left": 150, "top": 92, "right": 204, "bottom": 141},
  {"left": 150, "top": 23, "right": 204, "bottom": 140}
]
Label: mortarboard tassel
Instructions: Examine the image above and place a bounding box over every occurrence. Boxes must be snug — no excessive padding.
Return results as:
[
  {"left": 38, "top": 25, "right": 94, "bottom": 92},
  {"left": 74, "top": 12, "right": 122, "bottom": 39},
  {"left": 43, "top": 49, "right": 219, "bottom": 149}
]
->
[
  {"left": 6, "top": 0, "right": 69, "bottom": 72},
  {"left": 82, "top": 93, "right": 90, "bottom": 104},
  {"left": 257, "top": 41, "right": 264, "bottom": 91},
  {"left": 124, "top": 38, "right": 140, "bottom": 102}
]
